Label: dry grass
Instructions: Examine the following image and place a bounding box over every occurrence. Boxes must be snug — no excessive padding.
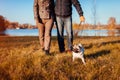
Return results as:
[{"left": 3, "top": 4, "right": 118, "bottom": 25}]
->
[{"left": 0, "top": 36, "right": 120, "bottom": 80}]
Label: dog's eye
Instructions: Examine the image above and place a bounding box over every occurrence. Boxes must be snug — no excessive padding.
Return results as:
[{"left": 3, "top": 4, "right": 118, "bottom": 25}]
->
[{"left": 79, "top": 46, "right": 82, "bottom": 49}]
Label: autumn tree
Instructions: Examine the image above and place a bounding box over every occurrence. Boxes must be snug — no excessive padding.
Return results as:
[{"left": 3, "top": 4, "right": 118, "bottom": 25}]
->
[
  {"left": 0, "top": 15, "right": 6, "bottom": 31},
  {"left": 108, "top": 17, "right": 116, "bottom": 29}
]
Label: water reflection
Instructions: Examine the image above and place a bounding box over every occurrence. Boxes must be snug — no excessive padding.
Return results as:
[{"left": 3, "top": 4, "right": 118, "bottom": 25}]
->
[
  {"left": 0, "top": 29, "right": 120, "bottom": 36},
  {"left": 77, "top": 29, "right": 120, "bottom": 36},
  {"left": 114, "top": 29, "right": 120, "bottom": 36}
]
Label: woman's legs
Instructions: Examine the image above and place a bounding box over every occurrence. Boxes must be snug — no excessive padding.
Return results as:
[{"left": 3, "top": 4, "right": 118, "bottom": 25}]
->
[{"left": 44, "top": 18, "right": 53, "bottom": 51}]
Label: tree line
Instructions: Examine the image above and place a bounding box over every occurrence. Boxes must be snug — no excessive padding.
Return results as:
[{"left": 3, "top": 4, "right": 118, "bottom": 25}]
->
[
  {"left": 0, "top": 15, "right": 120, "bottom": 32},
  {"left": 0, "top": 15, "right": 37, "bottom": 32},
  {"left": 73, "top": 17, "right": 120, "bottom": 30}
]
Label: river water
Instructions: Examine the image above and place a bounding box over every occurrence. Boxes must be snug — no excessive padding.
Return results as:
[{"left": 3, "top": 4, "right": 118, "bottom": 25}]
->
[{"left": 0, "top": 29, "right": 120, "bottom": 36}]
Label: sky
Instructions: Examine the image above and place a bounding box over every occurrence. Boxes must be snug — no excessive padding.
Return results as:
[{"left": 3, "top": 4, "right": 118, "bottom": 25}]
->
[{"left": 0, "top": 0, "right": 120, "bottom": 25}]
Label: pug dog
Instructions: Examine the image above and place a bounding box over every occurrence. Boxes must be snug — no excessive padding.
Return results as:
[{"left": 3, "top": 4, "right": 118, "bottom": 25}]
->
[{"left": 72, "top": 43, "right": 86, "bottom": 65}]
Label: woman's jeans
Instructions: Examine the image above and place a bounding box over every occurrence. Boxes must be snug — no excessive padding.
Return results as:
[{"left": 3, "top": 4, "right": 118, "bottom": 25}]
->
[
  {"left": 37, "top": 18, "right": 53, "bottom": 51},
  {"left": 56, "top": 16, "right": 73, "bottom": 52}
]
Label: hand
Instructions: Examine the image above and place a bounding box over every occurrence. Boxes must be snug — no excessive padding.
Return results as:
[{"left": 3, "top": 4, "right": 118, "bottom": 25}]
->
[{"left": 80, "top": 16, "right": 85, "bottom": 22}]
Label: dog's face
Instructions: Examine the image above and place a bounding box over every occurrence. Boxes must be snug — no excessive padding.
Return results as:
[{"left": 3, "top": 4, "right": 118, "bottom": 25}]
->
[{"left": 72, "top": 44, "right": 83, "bottom": 53}]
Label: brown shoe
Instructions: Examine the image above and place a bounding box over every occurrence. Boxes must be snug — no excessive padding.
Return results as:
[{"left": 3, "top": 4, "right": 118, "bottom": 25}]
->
[{"left": 66, "top": 50, "right": 72, "bottom": 53}]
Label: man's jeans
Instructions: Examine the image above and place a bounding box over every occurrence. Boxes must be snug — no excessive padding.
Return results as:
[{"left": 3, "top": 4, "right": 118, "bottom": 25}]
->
[{"left": 56, "top": 16, "right": 73, "bottom": 52}]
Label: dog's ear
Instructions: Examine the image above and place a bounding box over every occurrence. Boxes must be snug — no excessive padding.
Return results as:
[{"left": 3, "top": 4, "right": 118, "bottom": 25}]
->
[
  {"left": 72, "top": 44, "right": 76, "bottom": 48},
  {"left": 78, "top": 43, "right": 82, "bottom": 47},
  {"left": 78, "top": 45, "right": 83, "bottom": 50}
]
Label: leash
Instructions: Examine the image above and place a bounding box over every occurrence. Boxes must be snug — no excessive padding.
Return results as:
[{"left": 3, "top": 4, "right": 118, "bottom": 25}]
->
[{"left": 79, "top": 21, "right": 85, "bottom": 36}]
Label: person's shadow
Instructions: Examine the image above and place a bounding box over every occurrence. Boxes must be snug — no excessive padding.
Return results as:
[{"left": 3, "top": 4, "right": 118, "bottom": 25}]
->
[
  {"left": 85, "top": 49, "right": 110, "bottom": 59},
  {"left": 84, "top": 39, "right": 120, "bottom": 59}
]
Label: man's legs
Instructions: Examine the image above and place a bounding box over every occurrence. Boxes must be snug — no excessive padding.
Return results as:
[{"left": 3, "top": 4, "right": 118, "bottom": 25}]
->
[
  {"left": 64, "top": 16, "right": 73, "bottom": 50},
  {"left": 56, "top": 16, "right": 65, "bottom": 52}
]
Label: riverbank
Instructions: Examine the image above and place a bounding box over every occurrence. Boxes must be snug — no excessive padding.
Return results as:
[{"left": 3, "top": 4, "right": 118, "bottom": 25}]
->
[{"left": 0, "top": 36, "right": 120, "bottom": 80}]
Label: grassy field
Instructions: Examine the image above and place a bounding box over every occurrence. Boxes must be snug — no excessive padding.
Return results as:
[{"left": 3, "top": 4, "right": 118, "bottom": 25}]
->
[{"left": 0, "top": 36, "right": 120, "bottom": 80}]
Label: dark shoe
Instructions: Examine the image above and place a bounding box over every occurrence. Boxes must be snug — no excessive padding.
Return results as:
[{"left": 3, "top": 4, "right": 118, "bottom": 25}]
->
[
  {"left": 59, "top": 47, "right": 65, "bottom": 53},
  {"left": 45, "top": 50, "right": 50, "bottom": 55},
  {"left": 42, "top": 48, "right": 45, "bottom": 51},
  {"left": 60, "top": 50, "right": 65, "bottom": 53}
]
